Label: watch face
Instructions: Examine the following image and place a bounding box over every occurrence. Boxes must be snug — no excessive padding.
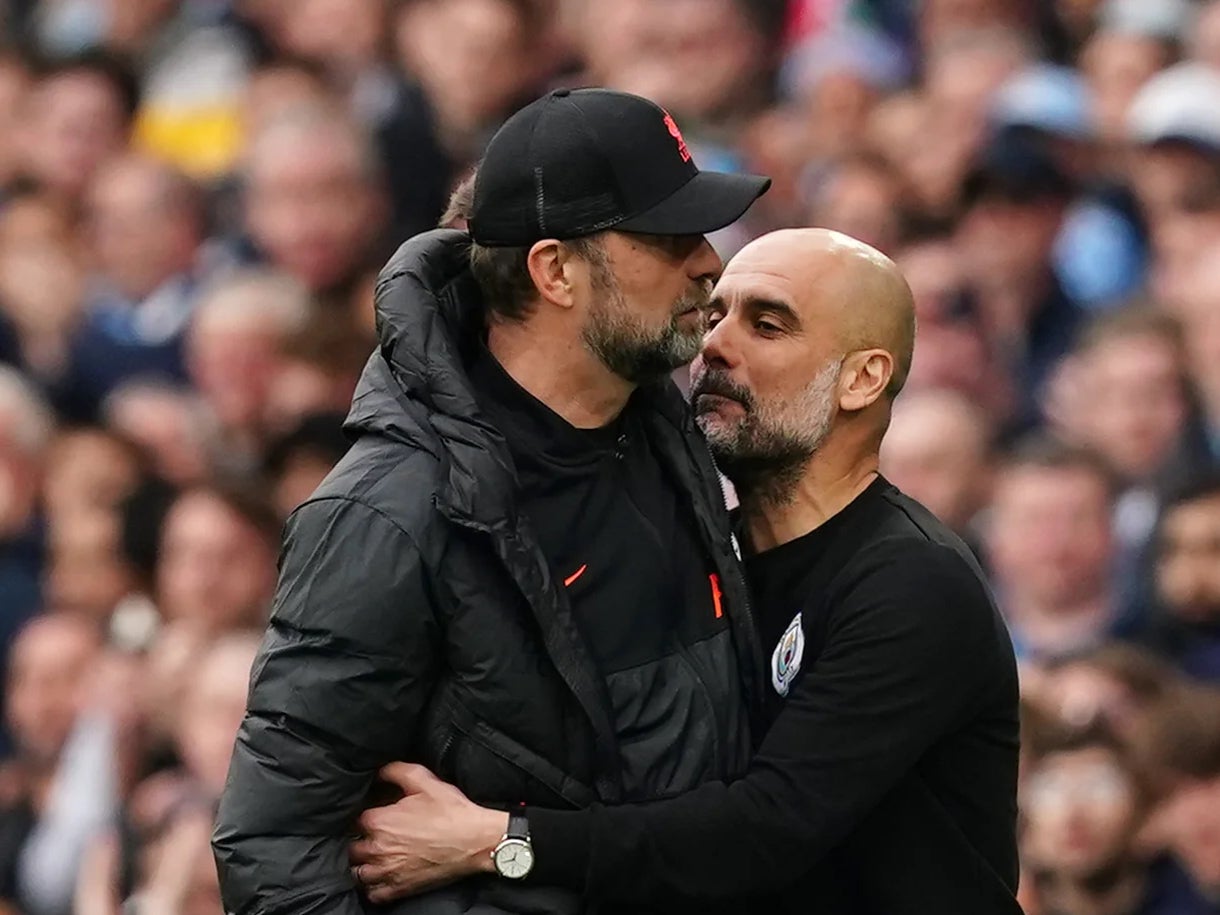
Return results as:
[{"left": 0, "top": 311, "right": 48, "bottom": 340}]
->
[{"left": 494, "top": 838, "right": 534, "bottom": 880}]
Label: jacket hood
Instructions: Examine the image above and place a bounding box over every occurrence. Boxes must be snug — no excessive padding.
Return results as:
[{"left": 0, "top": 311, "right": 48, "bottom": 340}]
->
[{"left": 346, "top": 229, "right": 515, "bottom": 525}]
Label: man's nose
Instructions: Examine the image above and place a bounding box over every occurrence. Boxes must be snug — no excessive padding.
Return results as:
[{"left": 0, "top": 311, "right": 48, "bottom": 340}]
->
[
  {"left": 701, "top": 312, "right": 738, "bottom": 369},
  {"left": 687, "top": 236, "right": 722, "bottom": 285}
]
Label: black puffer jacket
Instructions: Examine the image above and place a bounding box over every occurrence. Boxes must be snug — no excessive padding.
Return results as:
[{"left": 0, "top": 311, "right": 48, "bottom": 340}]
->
[{"left": 212, "top": 231, "right": 762, "bottom": 915}]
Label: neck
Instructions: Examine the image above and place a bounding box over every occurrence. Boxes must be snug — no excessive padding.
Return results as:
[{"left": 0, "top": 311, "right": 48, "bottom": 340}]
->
[
  {"left": 741, "top": 436, "right": 880, "bottom": 552},
  {"left": 487, "top": 320, "right": 634, "bottom": 428}
]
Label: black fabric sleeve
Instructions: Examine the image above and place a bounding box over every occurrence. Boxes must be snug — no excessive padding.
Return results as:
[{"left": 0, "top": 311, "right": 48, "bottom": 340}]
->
[
  {"left": 213, "top": 497, "right": 442, "bottom": 915},
  {"left": 529, "top": 540, "right": 999, "bottom": 904}
]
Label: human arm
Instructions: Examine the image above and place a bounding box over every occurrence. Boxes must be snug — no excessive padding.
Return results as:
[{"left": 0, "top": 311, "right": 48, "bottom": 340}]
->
[
  {"left": 352, "top": 541, "right": 1006, "bottom": 904},
  {"left": 212, "top": 497, "right": 442, "bottom": 915}
]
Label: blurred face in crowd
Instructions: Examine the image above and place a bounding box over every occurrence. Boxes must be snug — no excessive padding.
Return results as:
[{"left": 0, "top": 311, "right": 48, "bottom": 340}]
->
[
  {"left": 1038, "top": 658, "right": 1159, "bottom": 737},
  {"left": 19, "top": 67, "right": 128, "bottom": 201},
  {"left": 246, "top": 116, "right": 383, "bottom": 291},
  {"left": 397, "top": 0, "right": 539, "bottom": 140},
  {"left": 278, "top": 0, "right": 385, "bottom": 76},
  {"left": 989, "top": 463, "right": 1114, "bottom": 610},
  {"left": 896, "top": 240, "right": 1004, "bottom": 408},
  {"left": 188, "top": 279, "right": 306, "bottom": 439},
  {"left": 924, "top": 32, "right": 1029, "bottom": 160},
  {"left": 1157, "top": 492, "right": 1220, "bottom": 625},
  {"left": 880, "top": 388, "right": 991, "bottom": 532},
  {"left": 1159, "top": 771, "right": 1220, "bottom": 890},
  {"left": 177, "top": 636, "right": 258, "bottom": 796},
  {"left": 1076, "top": 332, "right": 1187, "bottom": 482},
  {"left": 5, "top": 616, "right": 100, "bottom": 769},
  {"left": 43, "top": 428, "right": 141, "bottom": 522},
  {"left": 104, "top": 385, "right": 209, "bottom": 485},
  {"left": 243, "top": 64, "right": 332, "bottom": 138},
  {"left": 1081, "top": 32, "right": 1170, "bottom": 144},
  {"left": 156, "top": 491, "right": 277, "bottom": 634},
  {"left": 560, "top": 232, "right": 720, "bottom": 385},
  {"left": 46, "top": 510, "right": 134, "bottom": 622},
  {"left": 264, "top": 358, "right": 356, "bottom": 435},
  {"left": 1021, "top": 746, "right": 1142, "bottom": 878},
  {"left": 1130, "top": 144, "right": 1220, "bottom": 223},
  {"left": 808, "top": 160, "right": 903, "bottom": 254},
  {"left": 959, "top": 191, "right": 1066, "bottom": 294},
  {"left": 581, "top": 0, "right": 766, "bottom": 123},
  {"left": 86, "top": 156, "right": 200, "bottom": 301}
]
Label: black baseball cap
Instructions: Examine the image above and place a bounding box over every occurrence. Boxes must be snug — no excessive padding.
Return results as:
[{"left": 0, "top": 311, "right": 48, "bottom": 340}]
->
[{"left": 468, "top": 88, "right": 771, "bottom": 246}]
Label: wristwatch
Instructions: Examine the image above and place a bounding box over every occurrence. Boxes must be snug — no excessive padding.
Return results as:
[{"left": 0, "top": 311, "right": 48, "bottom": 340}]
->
[{"left": 491, "top": 808, "right": 535, "bottom": 880}]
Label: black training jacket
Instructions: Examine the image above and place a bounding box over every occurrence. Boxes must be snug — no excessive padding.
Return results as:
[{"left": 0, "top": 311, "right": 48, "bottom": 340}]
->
[{"left": 212, "top": 230, "right": 762, "bottom": 915}]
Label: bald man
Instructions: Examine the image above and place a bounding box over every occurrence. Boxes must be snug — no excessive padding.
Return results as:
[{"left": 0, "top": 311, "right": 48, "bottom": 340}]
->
[{"left": 349, "top": 230, "right": 1022, "bottom": 914}]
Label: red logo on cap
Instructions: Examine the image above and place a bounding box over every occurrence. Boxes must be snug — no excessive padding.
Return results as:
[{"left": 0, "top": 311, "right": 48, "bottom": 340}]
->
[{"left": 663, "top": 111, "right": 691, "bottom": 163}]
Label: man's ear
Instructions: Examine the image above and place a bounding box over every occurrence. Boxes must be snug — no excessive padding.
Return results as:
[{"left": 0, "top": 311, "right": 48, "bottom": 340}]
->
[
  {"left": 526, "top": 239, "right": 576, "bottom": 309},
  {"left": 838, "top": 349, "right": 894, "bottom": 412}
]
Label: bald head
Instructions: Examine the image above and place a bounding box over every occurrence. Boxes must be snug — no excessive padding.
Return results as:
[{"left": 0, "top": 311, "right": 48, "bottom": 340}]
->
[
  {"left": 722, "top": 228, "right": 917, "bottom": 397},
  {"left": 693, "top": 229, "right": 918, "bottom": 503}
]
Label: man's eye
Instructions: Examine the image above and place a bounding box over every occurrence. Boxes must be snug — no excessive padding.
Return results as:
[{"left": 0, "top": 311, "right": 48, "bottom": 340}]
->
[
  {"left": 755, "top": 320, "right": 782, "bottom": 334},
  {"left": 707, "top": 312, "right": 725, "bottom": 329}
]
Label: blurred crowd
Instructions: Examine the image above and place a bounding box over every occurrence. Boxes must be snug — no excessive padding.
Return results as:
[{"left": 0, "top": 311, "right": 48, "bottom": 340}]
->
[{"left": 0, "top": 0, "right": 1217, "bottom": 913}]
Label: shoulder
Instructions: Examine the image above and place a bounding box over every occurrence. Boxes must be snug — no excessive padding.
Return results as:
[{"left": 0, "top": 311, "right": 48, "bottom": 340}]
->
[
  {"left": 829, "top": 532, "right": 1003, "bottom": 648},
  {"left": 302, "top": 434, "right": 446, "bottom": 546}
]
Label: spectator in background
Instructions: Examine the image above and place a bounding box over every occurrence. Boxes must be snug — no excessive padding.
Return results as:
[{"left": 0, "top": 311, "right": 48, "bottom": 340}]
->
[
  {"left": 0, "top": 614, "right": 104, "bottom": 915},
  {"left": 43, "top": 509, "right": 134, "bottom": 624},
  {"left": 1049, "top": 306, "right": 1204, "bottom": 623},
  {"left": 988, "top": 439, "right": 1120, "bottom": 667},
  {"left": 41, "top": 427, "right": 141, "bottom": 525},
  {"left": 243, "top": 106, "right": 388, "bottom": 307},
  {"left": 102, "top": 381, "right": 209, "bottom": 486},
  {"left": 958, "top": 136, "right": 1083, "bottom": 429},
  {"left": 186, "top": 269, "right": 310, "bottom": 473},
  {"left": 1033, "top": 644, "right": 1182, "bottom": 741},
  {"left": 394, "top": 0, "right": 552, "bottom": 158},
  {"left": 154, "top": 484, "right": 278, "bottom": 636},
  {"left": 54, "top": 154, "right": 203, "bottom": 422},
  {"left": 880, "top": 386, "right": 993, "bottom": 555},
  {"left": 1080, "top": 5, "right": 1178, "bottom": 150},
  {"left": 1133, "top": 686, "right": 1220, "bottom": 915},
  {"left": 1020, "top": 721, "right": 1160, "bottom": 915},
  {"left": 75, "top": 632, "right": 260, "bottom": 915},
  {"left": 1139, "top": 475, "right": 1220, "bottom": 682},
  {"left": 13, "top": 50, "right": 138, "bottom": 211},
  {"left": 895, "top": 233, "right": 1014, "bottom": 419},
  {"left": 805, "top": 153, "right": 906, "bottom": 253},
  {"left": 262, "top": 412, "right": 350, "bottom": 520},
  {"left": 1125, "top": 62, "right": 1220, "bottom": 225}
]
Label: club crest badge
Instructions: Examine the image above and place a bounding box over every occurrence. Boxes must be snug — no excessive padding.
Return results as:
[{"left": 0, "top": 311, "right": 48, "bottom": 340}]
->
[{"left": 771, "top": 612, "right": 805, "bottom": 697}]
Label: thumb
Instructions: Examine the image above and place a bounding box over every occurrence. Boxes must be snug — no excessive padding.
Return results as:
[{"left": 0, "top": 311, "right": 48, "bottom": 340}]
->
[{"left": 379, "top": 761, "right": 440, "bottom": 794}]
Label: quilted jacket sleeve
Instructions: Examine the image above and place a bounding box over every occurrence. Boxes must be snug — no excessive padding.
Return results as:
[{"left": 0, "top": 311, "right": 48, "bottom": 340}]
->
[{"left": 213, "top": 497, "right": 442, "bottom": 915}]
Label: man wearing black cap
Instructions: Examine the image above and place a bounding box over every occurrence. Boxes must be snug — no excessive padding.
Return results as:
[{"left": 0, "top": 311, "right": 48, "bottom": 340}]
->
[{"left": 212, "top": 88, "right": 770, "bottom": 915}]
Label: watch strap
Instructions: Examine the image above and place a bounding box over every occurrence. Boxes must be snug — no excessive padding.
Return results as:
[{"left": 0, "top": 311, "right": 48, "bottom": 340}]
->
[{"left": 506, "top": 808, "right": 530, "bottom": 841}]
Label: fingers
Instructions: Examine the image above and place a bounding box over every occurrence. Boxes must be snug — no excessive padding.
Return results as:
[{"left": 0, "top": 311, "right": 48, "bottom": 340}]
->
[
  {"left": 351, "top": 861, "right": 394, "bottom": 887},
  {"left": 378, "top": 761, "right": 438, "bottom": 793},
  {"left": 349, "top": 838, "right": 376, "bottom": 865}
]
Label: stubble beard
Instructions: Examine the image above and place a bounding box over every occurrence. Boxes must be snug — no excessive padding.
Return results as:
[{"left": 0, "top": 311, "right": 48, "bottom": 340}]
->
[
  {"left": 694, "top": 357, "right": 843, "bottom": 510},
  {"left": 581, "top": 258, "right": 709, "bottom": 385}
]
